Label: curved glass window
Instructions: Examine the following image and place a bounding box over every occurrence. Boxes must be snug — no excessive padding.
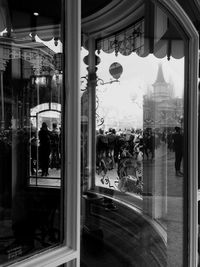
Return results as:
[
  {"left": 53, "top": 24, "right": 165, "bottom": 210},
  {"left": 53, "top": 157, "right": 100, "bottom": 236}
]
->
[{"left": 81, "top": 1, "right": 187, "bottom": 266}]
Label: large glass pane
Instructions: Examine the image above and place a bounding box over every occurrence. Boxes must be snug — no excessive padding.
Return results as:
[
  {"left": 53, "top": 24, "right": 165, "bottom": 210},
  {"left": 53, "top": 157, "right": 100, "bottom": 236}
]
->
[
  {"left": 81, "top": 1, "right": 186, "bottom": 266},
  {"left": 0, "top": 0, "right": 63, "bottom": 264}
]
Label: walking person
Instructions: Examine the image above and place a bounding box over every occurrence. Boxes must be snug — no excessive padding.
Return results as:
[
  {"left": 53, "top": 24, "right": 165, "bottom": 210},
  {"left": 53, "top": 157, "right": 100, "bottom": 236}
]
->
[
  {"left": 172, "top": 126, "right": 183, "bottom": 177},
  {"left": 50, "top": 123, "right": 60, "bottom": 169},
  {"left": 39, "top": 122, "right": 51, "bottom": 176}
]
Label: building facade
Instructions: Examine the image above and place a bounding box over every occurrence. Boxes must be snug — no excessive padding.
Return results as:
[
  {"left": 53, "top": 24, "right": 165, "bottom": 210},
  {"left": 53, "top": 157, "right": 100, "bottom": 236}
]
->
[{"left": 143, "top": 63, "right": 183, "bottom": 130}]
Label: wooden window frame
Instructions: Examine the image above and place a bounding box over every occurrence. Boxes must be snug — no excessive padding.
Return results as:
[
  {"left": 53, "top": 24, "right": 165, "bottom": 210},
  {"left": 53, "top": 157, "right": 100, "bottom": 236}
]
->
[
  {"left": 9, "top": 0, "right": 81, "bottom": 266},
  {"left": 152, "top": 0, "right": 199, "bottom": 266}
]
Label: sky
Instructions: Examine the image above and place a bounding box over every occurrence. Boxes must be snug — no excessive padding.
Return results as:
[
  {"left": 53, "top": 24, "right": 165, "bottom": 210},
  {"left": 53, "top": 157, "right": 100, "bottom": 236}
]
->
[
  {"left": 35, "top": 35, "right": 62, "bottom": 53},
  {"left": 35, "top": 37, "right": 185, "bottom": 130},
  {"left": 81, "top": 47, "right": 185, "bottom": 129}
]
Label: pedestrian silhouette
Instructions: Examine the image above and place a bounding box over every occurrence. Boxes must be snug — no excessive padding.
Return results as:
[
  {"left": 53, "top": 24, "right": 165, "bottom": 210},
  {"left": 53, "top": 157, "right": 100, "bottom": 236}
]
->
[
  {"left": 172, "top": 126, "right": 183, "bottom": 177},
  {"left": 39, "top": 122, "right": 51, "bottom": 176}
]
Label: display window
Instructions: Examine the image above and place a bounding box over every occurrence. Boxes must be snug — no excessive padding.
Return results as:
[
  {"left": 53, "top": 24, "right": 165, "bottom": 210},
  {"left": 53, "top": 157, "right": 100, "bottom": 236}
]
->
[{"left": 80, "top": 0, "right": 198, "bottom": 266}]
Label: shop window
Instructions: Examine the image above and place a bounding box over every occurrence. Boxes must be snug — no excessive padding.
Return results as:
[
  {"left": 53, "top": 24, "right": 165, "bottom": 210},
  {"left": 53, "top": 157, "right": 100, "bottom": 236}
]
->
[{"left": 80, "top": 1, "right": 193, "bottom": 266}]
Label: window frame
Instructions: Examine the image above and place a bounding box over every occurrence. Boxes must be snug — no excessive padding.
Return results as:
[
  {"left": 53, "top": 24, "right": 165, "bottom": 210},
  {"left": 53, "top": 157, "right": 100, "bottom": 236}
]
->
[
  {"left": 155, "top": 1, "right": 199, "bottom": 266},
  {"left": 84, "top": 0, "right": 199, "bottom": 266},
  {"left": 9, "top": 0, "right": 81, "bottom": 266}
]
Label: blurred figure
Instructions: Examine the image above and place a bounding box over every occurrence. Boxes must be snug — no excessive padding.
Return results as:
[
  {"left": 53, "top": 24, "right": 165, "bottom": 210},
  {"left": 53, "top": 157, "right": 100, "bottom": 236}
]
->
[
  {"left": 50, "top": 123, "right": 60, "bottom": 169},
  {"left": 30, "top": 131, "right": 37, "bottom": 175},
  {"left": 172, "top": 126, "right": 183, "bottom": 177},
  {"left": 39, "top": 122, "right": 51, "bottom": 176},
  {"left": 107, "top": 128, "right": 117, "bottom": 169}
]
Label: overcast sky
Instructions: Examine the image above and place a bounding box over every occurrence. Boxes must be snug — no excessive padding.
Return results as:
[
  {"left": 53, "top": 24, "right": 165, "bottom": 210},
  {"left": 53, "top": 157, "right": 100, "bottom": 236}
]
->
[
  {"left": 36, "top": 37, "right": 185, "bottom": 129},
  {"left": 81, "top": 47, "right": 184, "bottom": 129}
]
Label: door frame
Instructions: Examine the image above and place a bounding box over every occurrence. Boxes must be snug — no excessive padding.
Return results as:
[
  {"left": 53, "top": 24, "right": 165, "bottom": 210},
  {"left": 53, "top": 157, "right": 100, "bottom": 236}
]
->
[
  {"left": 156, "top": 1, "right": 199, "bottom": 266},
  {"left": 10, "top": 0, "right": 81, "bottom": 266}
]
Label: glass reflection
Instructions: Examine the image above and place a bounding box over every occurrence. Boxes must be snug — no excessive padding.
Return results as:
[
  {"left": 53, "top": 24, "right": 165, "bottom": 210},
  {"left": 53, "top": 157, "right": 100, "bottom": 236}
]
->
[
  {"left": 0, "top": 0, "right": 63, "bottom": 264},
  {"left": 81, "top": 1, "right": 185, "bottom": 266},
  {"left": 94, "top": 53, "right": 184, "bottom": 196}
]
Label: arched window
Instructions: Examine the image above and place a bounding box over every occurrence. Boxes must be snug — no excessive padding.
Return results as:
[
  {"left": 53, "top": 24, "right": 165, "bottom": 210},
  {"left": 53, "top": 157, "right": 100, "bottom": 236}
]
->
[{"left": 81, "top": 0, "right": 198, "bottom": 266}]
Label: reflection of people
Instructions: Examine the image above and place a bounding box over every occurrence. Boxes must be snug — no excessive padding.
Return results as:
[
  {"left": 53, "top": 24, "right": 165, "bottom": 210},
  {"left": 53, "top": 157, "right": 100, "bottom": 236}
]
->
[
  {"left": 39, "top": 122, "right": 51, "bottom": 176},
  {"left": 172, "top": 126, "right": 183, "bottom": 177},
  {"left": 50, "top": 123, "right": 60, "bottom": 169},
  {"left": 107, "top": 128, "right": 117, "bottom": 169},
  {"left": 30, "top": 132, "right": 37, "bottom": 175}
]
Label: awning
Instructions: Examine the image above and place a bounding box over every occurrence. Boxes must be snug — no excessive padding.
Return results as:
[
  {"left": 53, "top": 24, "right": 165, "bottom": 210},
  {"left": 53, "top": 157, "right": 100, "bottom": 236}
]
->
[{"left": 96, "top": 6, "right": 184, "bottom": 60}]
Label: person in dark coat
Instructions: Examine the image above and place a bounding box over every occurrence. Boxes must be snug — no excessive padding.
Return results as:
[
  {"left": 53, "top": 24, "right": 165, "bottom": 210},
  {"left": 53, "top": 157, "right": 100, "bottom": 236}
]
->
[
  {"left": 39, "top": 122, "right": 51, "bottom": 176},
  {"left": 172, "top": 126, "right": 183, "bottom": 176},
  {"left": 50, "top": 123, "right": 60, "bottom": 169}
]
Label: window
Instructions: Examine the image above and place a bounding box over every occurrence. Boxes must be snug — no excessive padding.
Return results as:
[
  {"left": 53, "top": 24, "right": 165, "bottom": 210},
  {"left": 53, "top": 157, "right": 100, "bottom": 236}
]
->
[
  {"left": 0, "top": 0, "right": 198, "bottom": 266},
  {"left": 81, "top": 0, "right": 198, "bottom": 266},
  {"left": 0, "top": 0, "right": 65, "bottom": 264},
  {"left": 0, "top": 0, "right": 81, "bottom": 266}
]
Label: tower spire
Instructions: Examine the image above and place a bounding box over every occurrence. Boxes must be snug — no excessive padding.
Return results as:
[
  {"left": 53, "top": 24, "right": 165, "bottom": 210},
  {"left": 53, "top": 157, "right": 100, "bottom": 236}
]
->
[{"left": 155, "top": 63, "right": 166, "bottom": 84}]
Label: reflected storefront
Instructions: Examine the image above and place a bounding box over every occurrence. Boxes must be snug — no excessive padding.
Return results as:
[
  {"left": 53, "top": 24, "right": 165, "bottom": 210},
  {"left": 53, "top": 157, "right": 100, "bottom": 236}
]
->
[
  {"left": 80, "top": 0, "right": 198, "bottom": 266},
  {"left": 0, "top": 0, "right": 199, "bottom": 266},
  {"left": 0, "top": 0, "right": 64, "bottom": 265}
]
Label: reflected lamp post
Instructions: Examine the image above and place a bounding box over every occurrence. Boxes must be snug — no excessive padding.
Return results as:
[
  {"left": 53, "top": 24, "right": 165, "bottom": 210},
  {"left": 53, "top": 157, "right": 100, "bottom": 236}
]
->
[{"left": 81, "top": 61, "right": 123, "bottom": 127}]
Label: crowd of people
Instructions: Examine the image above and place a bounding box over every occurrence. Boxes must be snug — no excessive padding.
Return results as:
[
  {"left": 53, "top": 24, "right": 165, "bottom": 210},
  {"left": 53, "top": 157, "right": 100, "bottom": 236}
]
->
[
  {"left": 96, "top": 126, "right": 183, "bottom": 179},
  {"left": 96, "top": 127, "right": 156, "bottom": 173},
  {"left": 31, "top": 122, "right": 61, "bottom": 176},
  {"left": 30, "top": 123, "right": 183, "bottom": 178}
]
